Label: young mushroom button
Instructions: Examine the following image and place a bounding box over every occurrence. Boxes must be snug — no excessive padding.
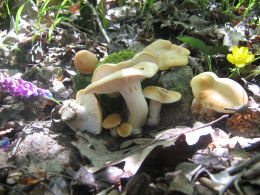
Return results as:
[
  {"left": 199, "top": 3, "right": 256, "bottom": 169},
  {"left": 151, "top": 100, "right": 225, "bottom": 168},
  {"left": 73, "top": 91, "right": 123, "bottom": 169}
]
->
[
  {"left": 143, "top": 86, "right": 182, "bottom": 126},
  {"left": 74, "top": 50, "right": 98, "bottom": 74},
  {"left": 103, "top": 113, "right": 121, "bottom": 137},
  {"left": 81, "top": 61, "right": 159, "bottom": 134},
  {"left": 190, "top": 72, "right": 248, "bottom": 115},
  {"left": 117, "top": 122, "right": 132, "bottom": 137}
]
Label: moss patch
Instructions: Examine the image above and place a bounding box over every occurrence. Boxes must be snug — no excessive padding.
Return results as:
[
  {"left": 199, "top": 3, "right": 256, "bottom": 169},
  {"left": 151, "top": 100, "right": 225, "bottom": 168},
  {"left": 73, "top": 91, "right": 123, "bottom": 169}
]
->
[
  {"left": 97, "top": 49, "right": 135, "bottom": 66},
  {"left": 71, "top": 74, "right": 92, "bottom": 92}
]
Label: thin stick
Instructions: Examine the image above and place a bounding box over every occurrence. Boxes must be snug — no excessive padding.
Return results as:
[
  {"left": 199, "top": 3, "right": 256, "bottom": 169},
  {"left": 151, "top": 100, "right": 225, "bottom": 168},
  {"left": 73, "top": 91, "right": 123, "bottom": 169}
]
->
[
  {"left": 226, "top": 153, "right": 260, "bottom": 175},
  {"left": 85, "top": 0, "right": 110, "bottom": 43}
]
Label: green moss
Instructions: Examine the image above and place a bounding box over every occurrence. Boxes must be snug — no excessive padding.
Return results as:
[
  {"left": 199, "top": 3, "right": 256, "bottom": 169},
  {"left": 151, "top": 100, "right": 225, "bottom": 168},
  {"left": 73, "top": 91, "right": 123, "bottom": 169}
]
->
[
  {"left": 71, "top": 73, "right": 92, "bottom": 92},
  {"left": 97, "top": 49, "right": 135, "bottom": 66}
]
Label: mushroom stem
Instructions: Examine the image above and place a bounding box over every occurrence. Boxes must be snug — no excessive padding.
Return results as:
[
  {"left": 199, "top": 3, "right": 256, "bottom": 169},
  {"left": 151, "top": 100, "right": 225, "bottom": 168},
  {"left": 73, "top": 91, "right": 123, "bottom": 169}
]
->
[
  {"left": 119, "top": 82, "right": 148, "bottom": 134},
  {"left": 146, "top": 100, "right": 162, "bottom": 126}
]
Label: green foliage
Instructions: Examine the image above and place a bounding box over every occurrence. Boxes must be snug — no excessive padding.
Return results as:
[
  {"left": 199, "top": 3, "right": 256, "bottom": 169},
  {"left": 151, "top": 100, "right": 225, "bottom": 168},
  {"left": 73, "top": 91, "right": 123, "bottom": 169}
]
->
[
  {"left": 99, "top": 0, "right": 107, "bottom": 31},
  {"left": 71, "top": 73, "right": 92, "bottom": 92},
  {"left": 141, "top": 0, "right": 155, "bottom": 15},
  {"left": 5, "top": 0, "right": 11, "bottom": 17},
  {"left": 97, "top": 49, "right": 135, "bottom": 66},
  {"left": 220, "top": 0, "right": 257, "bottom": 17},
  {"left": 15, "top": 0, "right": 71, "bottom": 44},
  {"left": 177, "top": 36, "right": 229, "bottom": 55},
  {"left": 15, "top": 0, "right": 30, "bottom": 34},
  {"left": 177, "top": 35, "right": 229, "bottom": 72}
]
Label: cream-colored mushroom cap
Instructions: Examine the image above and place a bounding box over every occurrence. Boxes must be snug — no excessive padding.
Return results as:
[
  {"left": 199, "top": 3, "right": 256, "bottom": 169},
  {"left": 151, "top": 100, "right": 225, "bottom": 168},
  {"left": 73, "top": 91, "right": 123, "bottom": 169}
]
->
[
  {"left": 143, "top": 86, "right": 182, "bottom": 103},
  {"left": 143, "top": 40, "right": 190, "bottom": 71},
  {"left": 103, "top": 113, "right": 121, "bottom": 129},
  {"left": 190, "top": 72, "right": 248, "bottom": 113},
  {"left": 82, "top": 62, "right": 158, "bottom": 94},
  {"left": 92, "top": 52, "right": 156, "bottom": 82},
  {"left": 58, "top": 89, "right": 103, "bottom": 134},
  {"left": 117, "top": 122, "right": 132, "bottom": 137},
  {"left": 74, "top": 50, "right": 98, "bottom": 74},
  {"left": 143, "top": 86, "right": 182, "bottom": 126}
]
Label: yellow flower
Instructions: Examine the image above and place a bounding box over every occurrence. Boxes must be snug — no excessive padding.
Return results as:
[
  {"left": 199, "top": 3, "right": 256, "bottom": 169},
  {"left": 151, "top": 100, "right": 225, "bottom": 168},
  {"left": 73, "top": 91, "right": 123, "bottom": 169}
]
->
[{"left": 227, "top": 46, "right": 255, "bottom": 68}]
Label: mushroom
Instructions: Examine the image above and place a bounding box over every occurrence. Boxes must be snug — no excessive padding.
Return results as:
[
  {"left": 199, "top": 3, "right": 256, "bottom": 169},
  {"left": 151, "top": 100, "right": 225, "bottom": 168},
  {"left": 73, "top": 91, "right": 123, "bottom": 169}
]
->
[
  {"left": 74, "top": 50, "right": 98, "bottom": 74},
  {"left": 143, "top": 39, "right": 190, "bottom": 70},
  {"left": 92, "top": 52, "right": 156, "bottom": 82},
  {"left": 190, "top": 72, "right": 248, "bottom": 118},
  {"left": 103, "top": 113, "right": 121, "bottom": 137},
  {"left": 81, "top": 61, "right": 159, "bottom": 133},
  {"left": 117, "top": 122, "right": 132, "bottom": 137},
  {"left": 58, "top": 89, "right": 103, "bottom": 134},
  {"left": 143, "top": 86, "right": 182, "bottom": 126},
  {"left": 92, "top": 52, "right": 156, "bottom": 98}
]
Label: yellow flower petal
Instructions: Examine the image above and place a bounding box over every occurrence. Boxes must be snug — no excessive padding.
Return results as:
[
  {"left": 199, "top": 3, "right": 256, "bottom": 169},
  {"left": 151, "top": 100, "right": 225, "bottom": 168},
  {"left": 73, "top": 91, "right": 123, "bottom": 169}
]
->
[
  {"left": 227, "top": 54, "right": 234, "bottom": 63},
  {"left": 246, "top": 54, "right": 255, "bottom": 64},
  {"left": 232, "top": 46, "right": 239, "bottom": 55}
]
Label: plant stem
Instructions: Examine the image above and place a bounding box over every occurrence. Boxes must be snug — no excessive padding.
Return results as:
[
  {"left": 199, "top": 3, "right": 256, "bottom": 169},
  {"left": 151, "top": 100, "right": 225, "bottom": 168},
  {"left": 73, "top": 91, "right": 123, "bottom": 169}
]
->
[{"left": 205, "top": 54, "right": 212, "bottom": 72}]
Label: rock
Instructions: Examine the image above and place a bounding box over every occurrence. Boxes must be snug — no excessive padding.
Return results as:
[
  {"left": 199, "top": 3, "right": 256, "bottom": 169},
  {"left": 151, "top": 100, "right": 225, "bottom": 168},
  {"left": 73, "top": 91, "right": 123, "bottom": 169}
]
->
[
  {"left": 13, "top": 122, "right": 71, "bottom": 174},
  {"left": 158, "top": 66, "right": 193, "bottom": 128},
  {"left": 123, "top": 173, "right": 151, "bottom": 195}
]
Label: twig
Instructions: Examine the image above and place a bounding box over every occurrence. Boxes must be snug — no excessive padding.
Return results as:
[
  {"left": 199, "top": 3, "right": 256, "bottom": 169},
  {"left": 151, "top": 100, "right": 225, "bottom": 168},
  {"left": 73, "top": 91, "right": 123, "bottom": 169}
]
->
[
  {"left": 189, "top": 114, "right": 229, "bottom": 132},
  {"left": 85, "top": 0, "right": 110, "bottom": 43},
  {"left": 226, "top": 153, "right": 260, "bottom": 175},
  {"left": 199, "top": 177, "right": 223, "bottom": 193},
  {"left": 219, "top": 172, "right": 243, "bottom": 195}
]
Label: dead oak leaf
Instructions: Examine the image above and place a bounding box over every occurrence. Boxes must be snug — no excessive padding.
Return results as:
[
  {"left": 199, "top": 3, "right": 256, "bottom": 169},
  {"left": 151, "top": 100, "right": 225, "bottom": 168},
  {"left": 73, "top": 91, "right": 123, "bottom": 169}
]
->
[{"left": 226, "top": 108, "right": 260, "bottom": 138}]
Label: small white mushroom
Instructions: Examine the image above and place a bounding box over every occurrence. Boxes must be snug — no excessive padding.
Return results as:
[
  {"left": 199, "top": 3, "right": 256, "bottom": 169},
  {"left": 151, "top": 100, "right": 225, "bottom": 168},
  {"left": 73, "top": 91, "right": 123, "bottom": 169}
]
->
[{"left": 143, "top": 86, "right": 182, "bottom": 126}]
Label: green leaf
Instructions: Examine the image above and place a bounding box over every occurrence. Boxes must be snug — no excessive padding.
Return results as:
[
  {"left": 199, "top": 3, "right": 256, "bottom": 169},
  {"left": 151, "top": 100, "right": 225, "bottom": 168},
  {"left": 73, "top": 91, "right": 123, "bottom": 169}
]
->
[
  {"left": 177, "top": 35, "right": 209, "bottom": 55},
  {"left": 208, "top": 45, "right": 229, "bottom": 55},
  {"left": 15, "top": 0, "right": 30, "bottom": 34},
  {"left": 48, "top": 16, "right": 71, "bottom": 41}
]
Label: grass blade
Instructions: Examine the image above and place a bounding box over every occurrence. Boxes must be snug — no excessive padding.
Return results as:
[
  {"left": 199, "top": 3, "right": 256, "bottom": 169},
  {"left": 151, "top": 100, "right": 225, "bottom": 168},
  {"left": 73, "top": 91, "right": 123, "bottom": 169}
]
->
[{"left": 15, "top": 0, "right": 30, "bottom": 34}]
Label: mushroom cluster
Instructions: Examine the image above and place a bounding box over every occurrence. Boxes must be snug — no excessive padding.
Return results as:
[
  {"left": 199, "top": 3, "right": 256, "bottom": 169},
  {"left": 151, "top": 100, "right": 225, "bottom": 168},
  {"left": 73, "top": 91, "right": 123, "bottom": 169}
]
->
[
  {"left": 59, "top": 40, "right": 190, "bottom": 135},
  {"left": 190, "top": 72, "right": 248, "bottom": 120}
]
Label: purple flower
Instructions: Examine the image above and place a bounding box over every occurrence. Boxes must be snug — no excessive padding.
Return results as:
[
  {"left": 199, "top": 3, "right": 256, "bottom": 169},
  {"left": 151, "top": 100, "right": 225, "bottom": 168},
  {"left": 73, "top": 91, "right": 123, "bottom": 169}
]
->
[
  {"left": 0, "top": 72, "right": 52, "bottom": 98},
  {"left": 0, "top": 137, "right": 10, "bottom": 150}
]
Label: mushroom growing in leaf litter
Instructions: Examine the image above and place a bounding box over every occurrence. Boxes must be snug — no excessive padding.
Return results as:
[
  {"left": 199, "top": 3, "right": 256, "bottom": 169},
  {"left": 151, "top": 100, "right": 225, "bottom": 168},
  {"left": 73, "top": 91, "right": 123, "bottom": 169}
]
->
[
  {"left": 81, "top": 61, "right": 159, "bottom": 134},
  {"left": 58, "top": 89, "right": 103, "bottom": 134},
  {"left": 143, "top": 86, "right": 182, "bottom": 126},
  {"left": 190, "top": 72, "right": 248, "bottom": 119}
]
